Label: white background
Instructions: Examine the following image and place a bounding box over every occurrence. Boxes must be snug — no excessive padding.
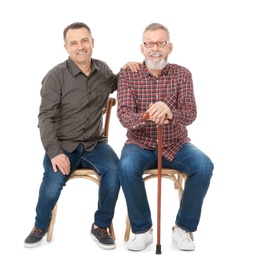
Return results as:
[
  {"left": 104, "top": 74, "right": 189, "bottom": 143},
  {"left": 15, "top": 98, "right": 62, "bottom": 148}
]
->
[{"left": 1, "top": 0, "right": 253, "bottom": 259}]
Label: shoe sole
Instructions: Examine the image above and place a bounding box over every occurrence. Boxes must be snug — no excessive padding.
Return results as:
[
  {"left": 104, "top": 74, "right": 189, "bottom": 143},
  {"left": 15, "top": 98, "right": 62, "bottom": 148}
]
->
[
  {"left": 90, "top": 233, "right": 116, "bottom": 250},
  {"left": 127, "top": 237, "right": 153, "bottom": 251},
  {"left": 24, "top": 240, "right": 42, "bottom": 248},
  {"left": 172, "top": 240, "right": 195, "bottom": 251}
]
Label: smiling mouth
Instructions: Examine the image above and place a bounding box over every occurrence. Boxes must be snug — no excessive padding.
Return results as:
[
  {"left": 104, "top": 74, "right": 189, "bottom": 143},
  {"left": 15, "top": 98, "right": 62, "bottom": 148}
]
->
[
  {"left": 149, "top": 52, "right": 162, "bottom": 57},
  {"left": 77, "top": 50, "right": 87, "bottom": 55}
]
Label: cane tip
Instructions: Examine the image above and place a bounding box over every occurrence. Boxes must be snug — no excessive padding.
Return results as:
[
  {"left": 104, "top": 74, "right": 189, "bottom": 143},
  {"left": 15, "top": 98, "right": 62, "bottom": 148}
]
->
[{"left": 156, "top": 244, "right": 162, "bottom": 254}]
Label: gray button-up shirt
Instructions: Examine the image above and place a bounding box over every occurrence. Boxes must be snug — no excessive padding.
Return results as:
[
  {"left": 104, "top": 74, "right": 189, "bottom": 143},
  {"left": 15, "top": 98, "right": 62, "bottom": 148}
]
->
[{"left": 38, "top": 57, "right": 118, "bottom": 159}]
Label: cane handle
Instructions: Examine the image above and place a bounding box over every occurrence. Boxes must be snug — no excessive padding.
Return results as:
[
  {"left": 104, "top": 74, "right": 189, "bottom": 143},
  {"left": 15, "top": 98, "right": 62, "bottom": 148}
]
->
[{"left": 142, "top": 112, "right": 150, "bottom": 121}]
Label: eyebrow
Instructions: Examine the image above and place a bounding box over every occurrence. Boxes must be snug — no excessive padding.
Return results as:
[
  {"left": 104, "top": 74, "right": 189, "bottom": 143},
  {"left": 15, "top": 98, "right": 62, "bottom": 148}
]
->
[{"left": 69, "top": 37, "right": 90, "bottom": 44}]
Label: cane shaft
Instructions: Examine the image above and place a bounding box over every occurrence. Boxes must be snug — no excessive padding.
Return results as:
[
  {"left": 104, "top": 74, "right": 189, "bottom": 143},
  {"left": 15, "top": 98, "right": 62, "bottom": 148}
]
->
[{"left": 156, "top": 124, "right": 162, "bottom": 254}]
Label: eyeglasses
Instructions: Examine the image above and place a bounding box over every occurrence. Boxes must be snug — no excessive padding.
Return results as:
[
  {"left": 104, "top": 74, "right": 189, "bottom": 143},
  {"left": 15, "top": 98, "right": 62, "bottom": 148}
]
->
[{"left": 143, "top": 41, "right": 169, "bottom": 48}]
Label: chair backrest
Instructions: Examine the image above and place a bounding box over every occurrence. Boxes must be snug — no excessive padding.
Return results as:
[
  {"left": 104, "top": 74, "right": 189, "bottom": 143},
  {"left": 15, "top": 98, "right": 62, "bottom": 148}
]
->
[{"left": 103, "top": 97, "right": 116, "bottom": 137}]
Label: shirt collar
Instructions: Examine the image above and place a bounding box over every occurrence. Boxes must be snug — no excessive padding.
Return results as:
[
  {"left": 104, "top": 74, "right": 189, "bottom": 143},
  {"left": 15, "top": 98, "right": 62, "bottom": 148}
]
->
[{"left": 67, "top": 57, "right": 99, "bottom": 77}]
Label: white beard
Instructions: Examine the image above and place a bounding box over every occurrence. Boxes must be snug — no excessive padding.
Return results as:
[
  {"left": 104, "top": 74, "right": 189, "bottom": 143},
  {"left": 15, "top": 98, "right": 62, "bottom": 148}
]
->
[{"left": 145, "top": 51, "right": 168, "bottom": 70}]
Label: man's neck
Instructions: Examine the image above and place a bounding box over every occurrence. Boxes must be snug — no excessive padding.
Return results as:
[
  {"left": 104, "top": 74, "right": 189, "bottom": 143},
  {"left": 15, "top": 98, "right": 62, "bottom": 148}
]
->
[{"left": 76, "top": 60, "right": 92, "bottom": 76}]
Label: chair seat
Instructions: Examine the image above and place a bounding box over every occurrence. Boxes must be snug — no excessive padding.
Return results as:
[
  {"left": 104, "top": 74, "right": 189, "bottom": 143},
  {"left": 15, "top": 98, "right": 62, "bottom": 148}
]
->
[
  {"left": 71, "top": 169, "right": 97, "bottom": 176},
  {"left": 69, "top": 169, "right": 100, "bottom": 184}
]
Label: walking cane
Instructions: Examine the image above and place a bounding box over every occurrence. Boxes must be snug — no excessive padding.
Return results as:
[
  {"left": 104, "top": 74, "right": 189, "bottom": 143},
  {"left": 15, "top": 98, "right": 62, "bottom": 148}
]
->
[
  {"left": 142, "top": 112, "right": 163, "bottom": 255},
  {"left": 156, "top": 123, "right": 162, "bottom": 254}
]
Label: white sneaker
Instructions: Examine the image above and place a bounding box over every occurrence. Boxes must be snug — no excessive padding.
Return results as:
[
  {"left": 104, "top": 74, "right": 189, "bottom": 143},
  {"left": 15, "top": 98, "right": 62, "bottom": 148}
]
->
[
  {"left": 127, "top": 228, "right": 153, "bottom": 251},
  {"left": 172, "top": 226, "right": 195, "bottom": 251}
]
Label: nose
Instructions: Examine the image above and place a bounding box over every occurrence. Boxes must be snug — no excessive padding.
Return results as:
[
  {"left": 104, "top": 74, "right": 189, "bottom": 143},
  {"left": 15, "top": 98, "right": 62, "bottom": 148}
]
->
[
  {"left": 152, "top": 44, "right": 159, "bottom": 51},
  {"left": 78, "top": 42, "right": 85, "bottom": 49}
]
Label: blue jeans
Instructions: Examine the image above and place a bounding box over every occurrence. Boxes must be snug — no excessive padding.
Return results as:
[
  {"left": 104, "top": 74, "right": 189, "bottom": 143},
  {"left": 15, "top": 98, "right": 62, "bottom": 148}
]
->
[
  {"left": 118, "top": 143, "right": 213, "bottom": 234},
  {"left": 35, "top": 142, "right": 120, "bottom": 231}
]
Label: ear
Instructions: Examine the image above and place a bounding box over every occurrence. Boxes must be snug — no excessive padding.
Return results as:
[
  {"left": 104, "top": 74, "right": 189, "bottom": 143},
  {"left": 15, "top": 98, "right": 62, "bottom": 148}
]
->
[
  {"left": 168, "top": 43, "right": 173, "bottom": 54},
  {"left": 64, "top": 44, "right": 68, "bottom": 53},
  {"left": 140, "top": 44, "right": 145, "bottom": 54},
  {"left": 91, "top": 38, "right": 95, "bottom": 48}
]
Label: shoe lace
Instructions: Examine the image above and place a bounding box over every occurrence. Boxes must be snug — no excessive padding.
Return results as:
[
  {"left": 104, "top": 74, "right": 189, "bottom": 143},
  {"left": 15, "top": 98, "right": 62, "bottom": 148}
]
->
[
  {"left": 178, "top": 228, "right": 192, "bottom": 241},
  {"left": 31, "top": 227, "right": 43, "bottom": 235},
  {"left": 99, "top": 227, "right": 110, "bottom": 237}
]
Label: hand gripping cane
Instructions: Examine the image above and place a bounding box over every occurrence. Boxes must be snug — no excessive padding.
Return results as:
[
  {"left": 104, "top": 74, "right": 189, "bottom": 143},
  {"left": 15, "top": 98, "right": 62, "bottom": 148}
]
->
[{"left": 142, "top": 112, "right": 163, "bottom": 254}]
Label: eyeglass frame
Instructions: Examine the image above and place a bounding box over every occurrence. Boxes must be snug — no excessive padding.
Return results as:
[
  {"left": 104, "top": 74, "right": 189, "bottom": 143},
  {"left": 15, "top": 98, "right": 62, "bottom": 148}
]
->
[{"left": 143, "top": 41, "right": 170, "bottom": 48}]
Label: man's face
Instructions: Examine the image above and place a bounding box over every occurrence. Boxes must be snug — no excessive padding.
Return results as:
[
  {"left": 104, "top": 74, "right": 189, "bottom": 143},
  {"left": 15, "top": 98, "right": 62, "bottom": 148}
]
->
[
  {"left": 64, "top": 28, "right": 94, "bottom": 65},
  {"left": 140, "top": 29, "right": 173, "bottom": 70}
]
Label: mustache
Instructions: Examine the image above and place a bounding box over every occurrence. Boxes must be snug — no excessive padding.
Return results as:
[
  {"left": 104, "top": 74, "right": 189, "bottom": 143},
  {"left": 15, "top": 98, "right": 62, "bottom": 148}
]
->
[{"left": 148, "top": 51, "right": 163, "bottom": 57}]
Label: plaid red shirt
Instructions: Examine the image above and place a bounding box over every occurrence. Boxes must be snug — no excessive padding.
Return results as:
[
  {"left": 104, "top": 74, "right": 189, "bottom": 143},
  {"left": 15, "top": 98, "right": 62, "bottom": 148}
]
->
[{"left": 117, "top": 62, "right": 197, "bottom": 161}]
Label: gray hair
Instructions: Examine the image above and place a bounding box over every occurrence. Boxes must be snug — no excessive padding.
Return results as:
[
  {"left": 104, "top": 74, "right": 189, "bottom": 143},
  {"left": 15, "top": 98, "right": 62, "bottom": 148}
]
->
[{"left": 142, "top": 22, "right": 170, "bottom": 41}]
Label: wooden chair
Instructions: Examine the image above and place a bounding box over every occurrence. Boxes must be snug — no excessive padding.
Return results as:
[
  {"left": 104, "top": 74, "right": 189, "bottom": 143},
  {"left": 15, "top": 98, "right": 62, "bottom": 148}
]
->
[
  {"left": 124, "top": 168, "right": 188, "bottom": 242},
  {"left": 47, "top": 97, "right": 117, "bottom": 242}
]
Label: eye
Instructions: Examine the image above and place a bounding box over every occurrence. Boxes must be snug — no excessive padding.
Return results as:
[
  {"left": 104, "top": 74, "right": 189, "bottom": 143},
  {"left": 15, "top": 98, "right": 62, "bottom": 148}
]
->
[
  {"left": 83, "top": 38, "right": 90, "bottom": 44},
  {"left": 144, "top": 42, "right": 154, "bottom": 48}
]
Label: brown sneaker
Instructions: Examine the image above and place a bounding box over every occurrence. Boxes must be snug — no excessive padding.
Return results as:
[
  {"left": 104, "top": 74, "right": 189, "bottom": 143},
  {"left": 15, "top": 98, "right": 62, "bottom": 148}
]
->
[
  {"left": 24, "top": 227, "right": 47, "bottom": 248},
  {"left": 90, "top": 223, "right": 116, "bottom": 249}
]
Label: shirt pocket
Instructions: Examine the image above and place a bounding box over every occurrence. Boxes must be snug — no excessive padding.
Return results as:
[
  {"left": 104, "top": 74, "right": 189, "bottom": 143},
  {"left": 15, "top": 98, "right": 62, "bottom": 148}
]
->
[{"left": 165, "top": 90, "right": 178, "bottom": 109}]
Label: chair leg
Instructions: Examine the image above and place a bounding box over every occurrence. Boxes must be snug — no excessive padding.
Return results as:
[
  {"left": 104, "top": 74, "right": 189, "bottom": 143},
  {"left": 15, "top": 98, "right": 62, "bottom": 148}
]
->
[
  {"left": 47, "top": 203, "right": 58, "bottom": 242},
  {"left": 109, "top": 223, "right": 116, "bottom": 241},
  {"left": 124, "top": 214, "right": 131, "bottom": 241}
]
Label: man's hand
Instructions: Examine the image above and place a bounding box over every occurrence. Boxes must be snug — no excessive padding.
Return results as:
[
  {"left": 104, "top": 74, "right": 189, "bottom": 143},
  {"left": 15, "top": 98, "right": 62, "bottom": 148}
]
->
[
  {"left": 122, "top": 62, "right": 142, "bottom": 72},
  {"left": 145, "top": 102, "right": 173, "bottom": 125},
  {"left": 51, "top": 154, "right": 71, "bottom": 175}
]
